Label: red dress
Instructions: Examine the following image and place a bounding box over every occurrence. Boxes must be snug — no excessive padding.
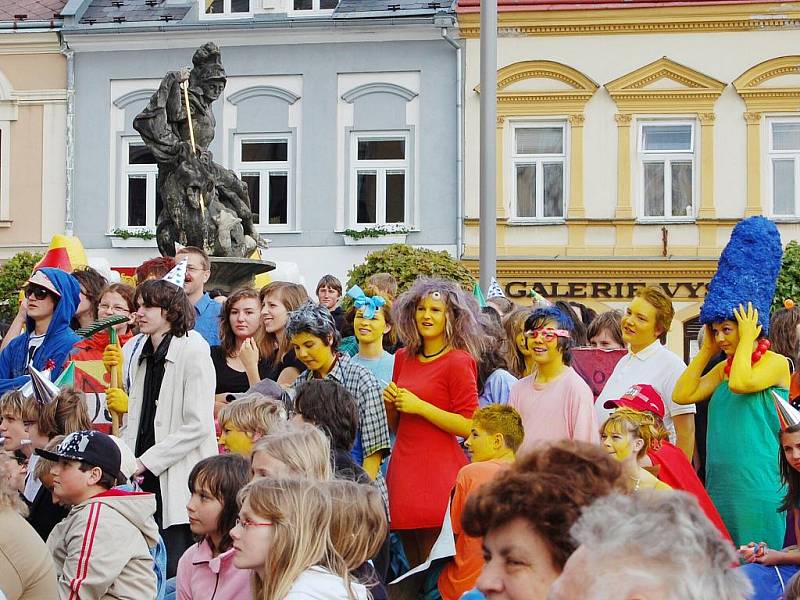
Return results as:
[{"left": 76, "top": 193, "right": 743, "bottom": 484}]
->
[{"left": 387, "top": 348, "right": 479, "bottom": 530}]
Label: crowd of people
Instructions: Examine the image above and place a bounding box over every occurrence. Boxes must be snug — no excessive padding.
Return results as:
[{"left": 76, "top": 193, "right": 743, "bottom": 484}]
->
[{"left": 0, "top": 216, "right": 799, "bottom": 599}]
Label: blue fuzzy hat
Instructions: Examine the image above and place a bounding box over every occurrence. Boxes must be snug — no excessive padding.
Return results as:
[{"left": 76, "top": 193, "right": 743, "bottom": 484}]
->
[{"left": 700, "top": 216, "right": 783, "bottom": 333}]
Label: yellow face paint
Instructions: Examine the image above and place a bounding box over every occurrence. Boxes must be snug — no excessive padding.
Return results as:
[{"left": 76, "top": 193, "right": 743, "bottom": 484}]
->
[
  {"left": 354, "top": 307, "right": 388, "bottom": 345},
  {"left": 621, "top": 296, "right": 662, "bottom": 351},
  {"left": 291, "top": 332, "right": 335, "bottom": 373},
  {"left": 601, "top": 425, "right": 638, "bottom": 462},
  {"left": 711, "top": 320, "right": 740, "bottom": 357},
  {"left": 515, "top": 329, "right": 532, "bottom": 358},
  {"left": 219, "top": 423, "right": 254, "bottom": 456},
  {"left": 526, "top": 319, "right": 563, "bottom": 367},
  {"left": 464, "top": 424, "right": 500, "bottom": 463},
  {"left": 415, "top": 295, "right": 447, "bottom": 342}
]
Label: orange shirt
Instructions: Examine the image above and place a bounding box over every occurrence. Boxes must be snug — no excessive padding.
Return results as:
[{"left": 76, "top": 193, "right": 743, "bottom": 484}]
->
[{"left": 438, "top": 459, "right": 511, "bottom": 600}]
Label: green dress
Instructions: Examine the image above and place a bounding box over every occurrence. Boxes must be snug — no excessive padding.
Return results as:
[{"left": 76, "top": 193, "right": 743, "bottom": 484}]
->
[{"left": 706, "top": 381, "right": 787, "bottom": 549}]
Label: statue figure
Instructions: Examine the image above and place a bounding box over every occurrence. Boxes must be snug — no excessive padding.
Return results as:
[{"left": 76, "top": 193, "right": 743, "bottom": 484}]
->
[{"left": 133, "top": 42, "right": 262, "bottom": 257}]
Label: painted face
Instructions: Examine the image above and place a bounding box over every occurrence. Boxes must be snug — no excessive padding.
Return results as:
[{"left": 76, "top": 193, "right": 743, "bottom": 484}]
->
[
  {"left": 317, "top": 286, "right": 340, "bottom": 310},
  {"left": 291, "top": 332, "right": 335, "bottom": 373},
  {"left": 135, "top": 301, "right": 170, "bottom": 337},
  {"left": 177, "top": 252, "right": 209, "bottom": 298},
  {"left": 415, "top": 295, "right": 448, "bottom": 341},
  {"left": 514, "top": 329, "right": 532, "bottom": 358},
  {"left": 230, "top": 496, "right": 275, "bottom": 576},
  {"left": 25, "top": 286, "right": 56, "bottom": 322},
  {"left": 711, "top": 320, "right": 739, "bottom": 357},
  {"left": 229, "top": 297, "right": 262, "bottom": 340},
  {"left": 219, "top": 422, "right": 255, "bottom": 456},
  {"left": 354, "top": 307, "right": 389, "bottom": 346},
  {"left": 527, "top": 320, "right": 563, "bottom": 366},
  {"left": 98, "top": 291, "right": 133, "bottom": 333},
  {"left": 251, "top": 451, "right": 291, "bottom": 480},
  {"left": 0, "top": 413, "right": 29, "bottom": 452},
  {"left": 261, "top": 294, "right": 289, "bottom": 334},
  {"left": 589, "top": 329, "right": 624, "bottom": 350},
  {"left": 465, "top": 423, "right": 500, "bottom": 463},
  {"left": 187, "top": 484, "right": 224, "bottom": 539},
  {"left": 601, "top": 425, "right": 639, "bottom": 462},
  {"left": 781, "top": 429, "right": 800, "bottom": 473},
  {"left": 621, "top": 296, "right": 662, "bottom": 350},
  {"left": 50, "top": 460, "right": 97, "bottom": 505},
  {"left": 477, "top": 516, "right": 561, "bottom": 600}
]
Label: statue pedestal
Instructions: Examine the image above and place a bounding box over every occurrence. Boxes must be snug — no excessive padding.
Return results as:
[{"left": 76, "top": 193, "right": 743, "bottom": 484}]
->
[{"left": 208, "top": 256, "right": 275, "bottom": 293}]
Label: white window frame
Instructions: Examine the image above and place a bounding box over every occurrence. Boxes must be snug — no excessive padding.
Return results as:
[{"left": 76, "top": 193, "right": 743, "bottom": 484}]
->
[
  {"left": 118, "top": 136, "right": 158, "bottom": 231},
  {"left": 198, "top": 0, "right": 252, "bottom": 19},
  {"left": 289, "top": 0, "right": 337, "bottom": 14},
  {"left": 767, "top": 116, "right": 800, "bottom": 219},
  {"left": 636, "top": 119, "right": 697, "bottom": 222},
  {"left": 234, "top": 132, "right": 294, "bottom": 233},
  {"left": 348, "top": 130, "right": 410, "bottom": 229},
  {"left": 508, "top": 120, "right": 569, "bottom": 222}
]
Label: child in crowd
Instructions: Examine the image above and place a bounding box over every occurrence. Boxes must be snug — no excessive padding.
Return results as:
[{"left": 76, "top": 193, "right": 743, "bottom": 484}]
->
[
  {"left": 217, "top": 393, "right": 287, "bottom": 456},
  {"left": 438, "top": 405, "right": 523, "bottom": 600},
  {"left": 258, "top": 281, "right": 309, "bottom": 385},
  {"left": 339, "top": 273, "right": 399, "bottom": 357},
  {"left": 508, "top": 307, "right": 598, "bottom": 454},
  {"left": 476, "top": 316, "right": 517, "bottom": 407},
  {"left": 501, "top": 308, "right": 534, "bottom": 379},
  {"left": 231, "top": 477, "right": 367, "bottom": 600},
  {"left": 249, "top": 422, "right": 332, "bottom": 481},
  {"left": 316, "top": 275, "right": 345, "bottom": 332},
  {"left": 587, "top": 310, "right": 625, "bottom": 349},
  {"left": 176, "top": 454, "right": 253, "bottom": 600},
  {"left": 601, "top": 409, "right": 671, "bottom": 493},
  {"left": 349, "top": 286, "right": 395, "bottom": 388},
  {"left": 38, "top": 430, "right": 159, "bottom": 598},
  {"left": 71, "top": 266, "right": 108, "bottom": 331}
]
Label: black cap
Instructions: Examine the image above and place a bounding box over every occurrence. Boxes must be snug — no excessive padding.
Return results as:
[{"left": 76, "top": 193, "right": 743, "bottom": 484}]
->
[{"left": 36, "top": 430, "right": 124, "bottom": 484}]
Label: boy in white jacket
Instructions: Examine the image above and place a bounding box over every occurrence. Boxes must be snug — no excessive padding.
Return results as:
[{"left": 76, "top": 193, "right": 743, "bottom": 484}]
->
[{"left": 38, "top": 430, "right": 158, "bottom": 599}]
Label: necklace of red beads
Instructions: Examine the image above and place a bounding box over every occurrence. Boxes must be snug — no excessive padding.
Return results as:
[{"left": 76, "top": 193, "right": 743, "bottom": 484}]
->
[{"left": 724, "top": 339, "right": 771, "bottom": 376}]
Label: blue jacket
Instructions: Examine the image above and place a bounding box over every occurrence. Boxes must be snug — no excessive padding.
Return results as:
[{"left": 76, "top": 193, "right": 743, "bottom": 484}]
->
[{"left": 0, "top": 268, "right": 81, "bottom": 393}]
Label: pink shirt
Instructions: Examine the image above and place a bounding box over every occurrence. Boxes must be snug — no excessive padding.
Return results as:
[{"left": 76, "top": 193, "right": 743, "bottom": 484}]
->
[
  {"left": 509, "top": 366, "right": 599, "bottom": 456},
  {"left": 176, "top": 538, "right": 252, "bottom": 600}
]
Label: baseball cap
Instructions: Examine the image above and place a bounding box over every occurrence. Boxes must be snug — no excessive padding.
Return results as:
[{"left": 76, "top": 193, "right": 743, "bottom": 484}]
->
[
  {"left": 603, "top": 384, "right": 665, "bottom": 419},
  {"left": 26, "top": 269, "right": 61, "bottom": 298},
  {"left": 36, "top": 430, "right": 124, "bottom": 484}
]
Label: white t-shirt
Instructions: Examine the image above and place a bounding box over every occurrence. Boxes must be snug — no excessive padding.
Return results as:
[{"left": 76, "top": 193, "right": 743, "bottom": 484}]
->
[
  {"left": 285, "top": 567, "right": 368, "bottom": 600},
  {"left": 595, "top": 340, "right": 696, "bottom": 443},
  {"left": 26, "top": 334, "right": 45, "bottom": 366}
]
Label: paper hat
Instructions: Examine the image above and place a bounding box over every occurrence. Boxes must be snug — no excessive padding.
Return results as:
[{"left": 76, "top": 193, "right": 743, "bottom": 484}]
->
[
  {"left": 26, "top": 365, "right": 59, "bottom": 405},
  {"left": 55, "top": 362, "right": 76, "bottom": 388},
  {"left": 772, "top": 389, "right": 800, "bottom": 431},
  {"left": 472, "top": 282, "right": 488, "bottom": 308},
  {"left": 487, "top": 278, "right": 506, "bottom": 300},
  {"left": 700, "top": 216, "right": 782, "bottom": 334},
  {"left": 162, "top": 258, "right": 188, "bottom": 288},
  {"left": 34, "top": 246, "right": 72, "bottom": 272}
]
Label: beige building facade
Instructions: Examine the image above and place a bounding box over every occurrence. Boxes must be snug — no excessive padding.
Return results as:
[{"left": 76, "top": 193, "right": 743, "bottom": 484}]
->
[{"left": 458, "top": 1, "right": 800, "bottom": 359}]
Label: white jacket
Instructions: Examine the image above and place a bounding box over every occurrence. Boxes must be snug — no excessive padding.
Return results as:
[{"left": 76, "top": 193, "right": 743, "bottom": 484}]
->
[
  {"left": 285, "top": 567, "right": 368, "bottom": 600},
  {"left": 122, "top": 330, "right": 217, "bottom": 528}
]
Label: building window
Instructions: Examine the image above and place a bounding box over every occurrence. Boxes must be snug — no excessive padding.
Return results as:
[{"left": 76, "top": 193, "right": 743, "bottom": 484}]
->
[
  {"left": 349, "top": 132, "right": 409, "bottom": 227},
  {"left": 292, "top": 0, "right": 337, "bottom": 10},
  {"left": 120, "top": 138, "right": 160, "bottom": 229},
  {"left": 234, "top": 134, "right": 292, "bottom": 230},
  {"left": 511, "top": 122, "right": 567, "bottom": 220},
  {"left": 769, "top": 119, "right": 800, "bottom": 217},
  {"left": 203, "top": 0, "right": 249, "bottom": 15},
  {"left": 638, "top": 121, "right": 695, "bottom": 219}
]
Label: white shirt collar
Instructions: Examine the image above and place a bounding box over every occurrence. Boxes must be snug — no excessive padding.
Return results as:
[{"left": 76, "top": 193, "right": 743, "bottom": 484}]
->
[{"left": 629, "top": 339, "right": 662, "bottom": 361}]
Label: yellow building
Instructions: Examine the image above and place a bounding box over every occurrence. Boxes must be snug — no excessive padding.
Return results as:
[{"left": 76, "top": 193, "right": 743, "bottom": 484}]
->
[{"left": 458, "top": 0, "right": 800, "bottom": 360}]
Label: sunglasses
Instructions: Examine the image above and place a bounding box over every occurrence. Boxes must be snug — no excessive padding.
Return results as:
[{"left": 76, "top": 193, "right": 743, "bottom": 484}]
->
[
  {"left": 525, "top": 328, "right": 571, "bottom": 342},
  {"left": 24, "top": 284, "right": 51, "bottom": 301}
]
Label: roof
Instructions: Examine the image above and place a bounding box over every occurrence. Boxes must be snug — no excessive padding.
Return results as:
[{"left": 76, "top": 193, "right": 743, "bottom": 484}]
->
[
  {"left": 0, "top": 0, "right": 66, "bottom": 21},
  {"left": 456, "top": 0, "right": 787, "bottom": 12},
  {"left": 335, "top": 0, "right": 453, "bottom": 15},
  {"left": 79, "top": 0, "right": 191, "bottom": 24}
]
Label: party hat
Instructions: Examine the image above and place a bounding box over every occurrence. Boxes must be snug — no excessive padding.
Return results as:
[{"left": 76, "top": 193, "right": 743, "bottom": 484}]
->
[
  {"left": 54, "top": 362, "right": 76, "bottom": 388},
  {"left": 772, "top": 389, "right": 800, "bottom": 431},
  {"left": 27, "top": 365, "right": 59, "bottom": 405},
  {"left": 472, "top": 282, "right": 487, "bottom": 308},
  {"left": 528, "top": 288, "right": 551, "bottom": 306},
  {"left": 487, "top": 277, "right": 506, "bottom": 300},
  {"left": 162, "top": 258, "right": 188, "bottom": 288},
  {"left": 34, "top": 246, "right": 72, "bottom": 272}
]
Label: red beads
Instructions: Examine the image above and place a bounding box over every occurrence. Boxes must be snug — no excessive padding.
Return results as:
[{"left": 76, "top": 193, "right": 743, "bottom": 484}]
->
[{"left": 724, "top": 338, "right": 771, "bottom": 375}]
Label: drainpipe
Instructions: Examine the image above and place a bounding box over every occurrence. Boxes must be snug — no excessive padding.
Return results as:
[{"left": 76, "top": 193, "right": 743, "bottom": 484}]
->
[
  {"left": 60, "top": 39, "right": 74, "bottom": 237},
  {"left": 441, "top": 26, "right": 463, "bottom": 259}
]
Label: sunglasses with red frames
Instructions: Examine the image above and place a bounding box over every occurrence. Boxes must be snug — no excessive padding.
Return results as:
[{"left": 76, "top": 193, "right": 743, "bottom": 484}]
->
[
  {"left": 24, "top": 284, "right": 51, "bottom": 301},
  {"left": 524, "top": 327, "right": 571, "bottom": 342}
]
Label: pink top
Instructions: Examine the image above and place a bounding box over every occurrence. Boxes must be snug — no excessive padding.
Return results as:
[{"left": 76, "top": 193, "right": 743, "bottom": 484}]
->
[
  {"left": 508, "top": 366, "right": 599, "bottom": 456},
  {"left": 176, "top": 538, "right": 253, "bottom": 600}
]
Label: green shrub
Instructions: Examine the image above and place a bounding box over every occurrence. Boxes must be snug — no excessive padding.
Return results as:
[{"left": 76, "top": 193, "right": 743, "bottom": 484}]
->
[
  {"left": 0, "top": 251, "right": 43, "bottom": 323},
  {"left": 774, "top": 240, "right": 800, "bottom": 313},
  {"left": 346, "top": 244, "right": 474, "bottom": 296}
]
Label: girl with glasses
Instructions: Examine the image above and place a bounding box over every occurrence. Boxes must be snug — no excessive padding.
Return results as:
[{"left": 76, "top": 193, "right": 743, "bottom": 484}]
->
[{"left": 67, "top": 283, "right": 136, "bottom": 365}]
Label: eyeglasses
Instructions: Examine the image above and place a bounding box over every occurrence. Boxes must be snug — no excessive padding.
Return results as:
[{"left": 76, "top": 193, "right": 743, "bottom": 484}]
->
[
  {"left": 524, "top": 328, "right": 571, "bottom": 342},
  {"left": 235, "top": 517, "right": 274, "bottom": 530},
  {"left": 98, "top": 303, "right": 131, "bottom": 315},
  {"left": 24, "top": 284, "right": 50, "bottom": 301}
]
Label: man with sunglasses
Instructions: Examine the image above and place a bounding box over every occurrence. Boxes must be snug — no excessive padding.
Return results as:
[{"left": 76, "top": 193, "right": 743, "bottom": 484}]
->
[
  {"left": 0, "top": 267, "right": 80, "bottom": 394},
  {"left": 508, "top": 306, "right": 598, "bottom": 456}
]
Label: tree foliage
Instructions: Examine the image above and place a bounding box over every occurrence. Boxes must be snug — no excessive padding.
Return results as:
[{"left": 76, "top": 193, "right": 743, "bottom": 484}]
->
[
  {"left": 773, "top": 240, "right": 800, "bottom": 313},
  {"left": 346, "top": 244, "right": 474, "bottom": 295},
  {"left": 0, "top": 251, "right": 42, "bottom": 324}
]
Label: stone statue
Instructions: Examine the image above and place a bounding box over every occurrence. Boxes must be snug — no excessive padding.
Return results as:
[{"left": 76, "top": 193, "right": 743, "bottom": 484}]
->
[{"left": 133, "top": 42, "right": 262, "bottom": 258}]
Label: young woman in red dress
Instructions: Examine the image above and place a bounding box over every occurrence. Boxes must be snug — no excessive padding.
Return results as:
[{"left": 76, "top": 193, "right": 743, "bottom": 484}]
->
[{"left": 384, "top": 278, "right": 484, "bottom": 566}]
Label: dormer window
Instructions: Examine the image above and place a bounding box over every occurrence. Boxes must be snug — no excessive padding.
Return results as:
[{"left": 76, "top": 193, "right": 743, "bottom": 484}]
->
[
  {"left": 292, "top": 0, "right": 337, "bottom": 11},
  {"left": 204, "top": 0, "right": 250, "bottom": 16}
]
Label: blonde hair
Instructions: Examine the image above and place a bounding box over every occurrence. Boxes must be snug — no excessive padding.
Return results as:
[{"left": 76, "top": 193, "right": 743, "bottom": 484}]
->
[
  {"left": 33, "top": 435, "right": 64, "bottom": 482},
  {"left": 0, "top": 390, "right": 33, "bottom": 421},
  {"left": 602, "top": 408, "right": 666, "bottom": 459},
  {"left": 240, "top": 478, "right": 353, "bottom": 600},
  {"left": 30, "top": 388, "right": 92, "bottom": 439},
  {"left": 0, "top": 453, "right": 28, "bottom": 515},
  {"left": 218, "top": 394, "right": 287, "bottom": 437},
  {"left": 327, "top": 480, "right": 388, "bottom": 570},
  {"left": 502, "top": 308, "right": 532, "bottom": 378},
  {"left": 250, "top": 423, "right": 331, "bottom": 481},
  {"left": 259, "top": 281, "right": 310, "bottom": 365}
]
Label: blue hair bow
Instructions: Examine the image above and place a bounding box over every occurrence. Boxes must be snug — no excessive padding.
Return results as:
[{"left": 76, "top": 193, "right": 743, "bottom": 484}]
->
[{"left": 347, "top": 285, "right": 386, "bottom": 320}]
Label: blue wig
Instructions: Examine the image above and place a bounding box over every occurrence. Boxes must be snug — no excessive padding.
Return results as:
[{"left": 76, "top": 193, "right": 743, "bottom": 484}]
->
[
  {"left": 524, "top": 306, "right": 575, "bottom": 364},
  {"left": 700, "top": 216, "right": 782, "bottom": 334}
]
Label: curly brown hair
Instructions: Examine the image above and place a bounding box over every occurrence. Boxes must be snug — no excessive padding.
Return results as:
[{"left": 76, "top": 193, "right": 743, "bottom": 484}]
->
[
  {"left": 135, "top": 279, "right": 195, "bottom": 337},
  {"left": 463, "top": 440, "right": 625, "bottom": 571}
]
